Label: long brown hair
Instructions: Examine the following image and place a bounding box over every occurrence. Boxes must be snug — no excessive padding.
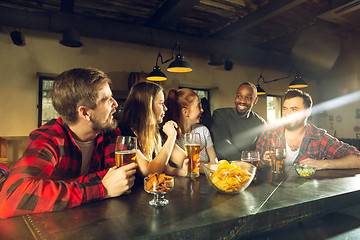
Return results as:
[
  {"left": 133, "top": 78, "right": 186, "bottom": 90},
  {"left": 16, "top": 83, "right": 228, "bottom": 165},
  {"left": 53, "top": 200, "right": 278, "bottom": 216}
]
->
[
  {"left": 165, "top": 88, "right": 198, "bottom": 135},
  {"left": 120, "top": 81, "right": 163, "bottom": 160}
]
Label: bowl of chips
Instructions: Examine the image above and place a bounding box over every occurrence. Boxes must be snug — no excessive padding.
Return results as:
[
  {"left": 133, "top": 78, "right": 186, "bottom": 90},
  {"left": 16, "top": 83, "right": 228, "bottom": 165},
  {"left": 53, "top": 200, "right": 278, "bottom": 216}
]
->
[
  {"left": 294, "top": 163, "right": 317, "bottom": 178},
  {"left": 144, "top": 173, "right": 174, "bottom": 206},
  {"left": 203, "top": 160, "right": 256, "bottom": 194}
]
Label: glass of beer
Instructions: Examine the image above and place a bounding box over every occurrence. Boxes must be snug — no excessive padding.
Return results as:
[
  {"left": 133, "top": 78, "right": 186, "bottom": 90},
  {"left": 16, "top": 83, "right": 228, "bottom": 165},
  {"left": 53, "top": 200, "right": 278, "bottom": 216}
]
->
[
  {"left": 270, "top": 148, "right": 286, "bottom": 174},
  {"left": 241, "top": 151, "right": 260, "bottom": 180},
  {"left": 266, "top": 136, "right": 280, "bottom": 152},
  {"left": 115, "top": 136, "right": 137, "bottom": 168},
  {"left": 241, "top": 151, "right": 260, "bottom": 168},
  {"left": 184, "top": 133, "right": 201, "bottom": 179}
]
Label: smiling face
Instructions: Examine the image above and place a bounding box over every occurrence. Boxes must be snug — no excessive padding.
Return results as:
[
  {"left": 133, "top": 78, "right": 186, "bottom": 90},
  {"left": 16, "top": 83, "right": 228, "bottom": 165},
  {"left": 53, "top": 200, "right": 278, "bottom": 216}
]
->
[
  {"left": 234, "top": 84, "right": 258, "bottom": 117},
  {"left": 152, "top": 90, "right": 167, "bottom": 124},
  {"left": 89, "top": 83, "right": 118, "bottom": 133},
  {"left": 184, "top": 96, "right": 203, "bottom": 125}
]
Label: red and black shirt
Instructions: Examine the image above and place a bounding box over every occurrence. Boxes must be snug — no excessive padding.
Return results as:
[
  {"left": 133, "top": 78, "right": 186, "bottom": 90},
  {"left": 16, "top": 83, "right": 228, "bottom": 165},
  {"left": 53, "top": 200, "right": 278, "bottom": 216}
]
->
[
  {"left": 0, "top": 118, "right": 119, "bottom": 218},
  {"left": 256, "top": 124, "right": 360, "bottom": 164}
]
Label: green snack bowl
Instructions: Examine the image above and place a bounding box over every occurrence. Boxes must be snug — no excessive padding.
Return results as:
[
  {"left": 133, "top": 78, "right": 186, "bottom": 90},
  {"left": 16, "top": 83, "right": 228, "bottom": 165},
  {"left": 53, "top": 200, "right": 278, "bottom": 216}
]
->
[{"left": 294, "top": 163, "right": 317, "bottom": 178}]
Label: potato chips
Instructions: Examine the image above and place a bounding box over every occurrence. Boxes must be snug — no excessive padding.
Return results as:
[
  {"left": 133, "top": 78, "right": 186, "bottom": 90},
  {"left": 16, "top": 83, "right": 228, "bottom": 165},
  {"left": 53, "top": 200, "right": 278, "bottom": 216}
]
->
[
  {"left": 210, "top": 160, "right": 251, "bottom": 192},
  {"left": 145, "top": 173, "right": 174, "bottom": 193}
]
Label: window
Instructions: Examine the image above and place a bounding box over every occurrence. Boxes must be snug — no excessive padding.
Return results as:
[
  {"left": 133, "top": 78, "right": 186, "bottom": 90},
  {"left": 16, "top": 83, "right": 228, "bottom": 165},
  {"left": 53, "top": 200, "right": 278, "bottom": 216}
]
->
[
  {"left": 267, "top": 95, "right": 282, "bottom": 124},
  {"left": 179, "top": 87, "right": 209, "bottom": 102},
  {"left": 38, "top": 74, "right": 59, "bottom": 127}
]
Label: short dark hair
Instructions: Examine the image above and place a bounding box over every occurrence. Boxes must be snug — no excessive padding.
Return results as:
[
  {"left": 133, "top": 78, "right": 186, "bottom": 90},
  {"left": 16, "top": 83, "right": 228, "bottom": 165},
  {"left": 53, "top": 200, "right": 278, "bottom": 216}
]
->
[
  {"left": 284, "top": 89, "right": 313, "bottom": 109},
  {"left": 52, "top": 68, "right": 111, "bottom": 124},
  {"left": 238, "top": 82, "right": 257, "bottom": 94}
]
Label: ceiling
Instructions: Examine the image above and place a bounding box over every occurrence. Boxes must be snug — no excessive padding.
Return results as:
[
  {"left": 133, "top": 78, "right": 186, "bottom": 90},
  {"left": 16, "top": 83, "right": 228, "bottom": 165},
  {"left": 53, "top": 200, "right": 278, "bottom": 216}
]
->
[{"left": 1, "top": 0, "right": 360, "bottom": 69}]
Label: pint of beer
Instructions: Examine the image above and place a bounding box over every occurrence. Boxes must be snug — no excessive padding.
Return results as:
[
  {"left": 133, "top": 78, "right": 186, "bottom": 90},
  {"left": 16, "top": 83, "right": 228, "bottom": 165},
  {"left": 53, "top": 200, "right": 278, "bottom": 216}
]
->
[
  {"left": 115, "top": 136, "right": 137, "bottom": 167},
  {"left": 184, "top": 133, "right": 201, "bottom": 179},
  {"left": 115, "top": 150, "right": 136, "bottom": 167},
  {"left": 270, "top": 148, "right": 286, "bottom": 174}
]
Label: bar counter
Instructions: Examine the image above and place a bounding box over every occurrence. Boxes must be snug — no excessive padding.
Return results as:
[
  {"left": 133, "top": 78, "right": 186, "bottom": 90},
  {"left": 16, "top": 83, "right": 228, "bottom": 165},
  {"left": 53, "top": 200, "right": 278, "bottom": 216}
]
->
[{"left": 1, "top": 166, "right": 360, "bottom": 240}]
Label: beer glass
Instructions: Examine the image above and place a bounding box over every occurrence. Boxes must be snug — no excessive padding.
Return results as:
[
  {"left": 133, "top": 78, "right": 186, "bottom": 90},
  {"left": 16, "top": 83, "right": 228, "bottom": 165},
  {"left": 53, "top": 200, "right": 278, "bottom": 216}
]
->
[
  {"left": 115, "top": 136, "right": 137, "bottom": 167},
  {"left": 241, "top": 150, "right": 260, "bottom": 180},
  {"left": 266, "top": 136, "right": 280, "bottom": 152},
  {"left": 184, "top": 133, "right": 201, "bottom": 179},
  {"left": 241, "top": 151, "right": 260, "bottom": 168},
  {"left": 270, "top": 148, "right": 286, "bottom": 174},
  {"left": 115, "top": 136, "right": 137, "bottom": 193}
]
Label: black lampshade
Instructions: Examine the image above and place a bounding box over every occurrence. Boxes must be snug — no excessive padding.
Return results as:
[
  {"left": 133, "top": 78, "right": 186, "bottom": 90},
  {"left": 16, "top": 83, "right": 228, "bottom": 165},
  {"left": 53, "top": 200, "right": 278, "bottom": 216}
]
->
[
  {"left": 146, "top": 66, "right": 167, "bottom": 81},
  {"left": 289, "top": 74, "right": 308, "bottom": 88},
  {"left": 256, "top": 85, "right": 266, "bottom": 95},
  {"left": 167, "top": 54, "right": 192, "bottom": 72},
  {"left": 10, "top": 31, "right": 25, "bottom": 46},
  {"left": 60, "top": 29, "right": 83, "bottom": 47}
]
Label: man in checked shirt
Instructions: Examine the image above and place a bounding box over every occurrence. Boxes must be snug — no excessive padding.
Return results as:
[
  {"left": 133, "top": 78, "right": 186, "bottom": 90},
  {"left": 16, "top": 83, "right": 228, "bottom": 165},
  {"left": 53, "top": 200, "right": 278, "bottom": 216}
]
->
[
  {"left": 256, "top": 89, "right": 360, "bottom": 169},
  {"left": 0, "top": 68, "right": 137, "bottom": 218}
]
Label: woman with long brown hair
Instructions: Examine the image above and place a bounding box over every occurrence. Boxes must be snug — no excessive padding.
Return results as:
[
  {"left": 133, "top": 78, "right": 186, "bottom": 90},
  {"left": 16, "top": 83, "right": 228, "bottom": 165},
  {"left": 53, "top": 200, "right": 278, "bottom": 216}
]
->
[
  {"left": 165, "top": 88, "right": 217, "bottom": 173},
  {"left": 119, "top": 81, "right": 187, "bottom": 176}
]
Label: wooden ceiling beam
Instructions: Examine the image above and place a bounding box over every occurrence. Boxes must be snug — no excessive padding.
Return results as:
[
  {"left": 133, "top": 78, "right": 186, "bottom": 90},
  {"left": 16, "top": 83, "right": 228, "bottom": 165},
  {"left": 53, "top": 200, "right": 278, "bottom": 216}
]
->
[
  {"left": 0, "top": 5, "right": 290, "bottom": 69},
  {"left": 146, "top": 0, "right": 200, "bottom": 28},
  {"left": 212, "top": 0, "right": 306, "bottom": 39}
]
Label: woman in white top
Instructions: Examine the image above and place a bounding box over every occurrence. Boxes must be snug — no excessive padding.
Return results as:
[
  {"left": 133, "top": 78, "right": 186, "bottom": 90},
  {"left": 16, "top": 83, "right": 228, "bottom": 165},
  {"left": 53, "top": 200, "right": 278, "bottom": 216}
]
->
[{"left": 165, "top": 88, "right": 218, "bottom": 173}]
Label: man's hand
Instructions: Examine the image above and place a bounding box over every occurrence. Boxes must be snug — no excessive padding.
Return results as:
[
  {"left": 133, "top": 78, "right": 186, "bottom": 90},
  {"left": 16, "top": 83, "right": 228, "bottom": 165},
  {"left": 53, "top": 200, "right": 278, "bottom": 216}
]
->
[
  {"left": 259, "top": 151, "right": 272, "bottom": 167},
  {"left": 102, "top": 162, "right": 137, "bottom": 198},
  {"left": 300, "top": 158, "right": 324, "bottom": 170}
]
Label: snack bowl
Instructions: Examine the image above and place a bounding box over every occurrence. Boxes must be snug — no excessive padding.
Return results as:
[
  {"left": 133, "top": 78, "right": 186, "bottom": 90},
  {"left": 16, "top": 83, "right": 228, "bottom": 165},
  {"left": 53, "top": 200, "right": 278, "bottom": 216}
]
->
[
  {"left": 144, "top": 173, "right": 174, "bottom": 207},
  {"left": 294, "top": 163, "right": 317, "bottom": 178},
  {"left": 203, "top": 160, "right": 256, "bottom": 194}
]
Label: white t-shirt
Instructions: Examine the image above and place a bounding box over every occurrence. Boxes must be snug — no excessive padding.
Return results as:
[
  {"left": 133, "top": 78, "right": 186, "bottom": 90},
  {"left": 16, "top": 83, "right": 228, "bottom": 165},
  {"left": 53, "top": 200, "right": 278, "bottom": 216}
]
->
[
  {"left": 176, "top": 124, "right": 214, "bottom": 162},
  {"left": 285, "top": 143, "right": 299, "bottom": 165},
  {"left": 75, "top": 139, "right": 95, "bottom": 175}
]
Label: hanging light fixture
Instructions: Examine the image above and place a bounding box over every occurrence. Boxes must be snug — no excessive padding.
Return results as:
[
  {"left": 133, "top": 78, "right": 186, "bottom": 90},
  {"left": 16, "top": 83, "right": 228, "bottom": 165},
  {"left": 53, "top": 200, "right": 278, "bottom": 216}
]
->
[
  {"left": 147, "top": 42, "right": 192, "bottom": 81},
  {"left": 289, "top": 73, "right": 308, "bottom": 88},
  {"left": 167, "top": 54, "right": 192, "bottom": 72},
  {"left": 167, "top": 42, "right": 192, "bottom": 72},
  {"left": 255, "top": 69, "right": 308, "bottom": 95},
  {"left": 256, "top": 74, "right": 266, "bottom": 95},
  {"left": 60, "top": 28, "right": 83, "bottom": 47},
  {"left": 146, "top": 53, "right": 167, "bottom": 81}
]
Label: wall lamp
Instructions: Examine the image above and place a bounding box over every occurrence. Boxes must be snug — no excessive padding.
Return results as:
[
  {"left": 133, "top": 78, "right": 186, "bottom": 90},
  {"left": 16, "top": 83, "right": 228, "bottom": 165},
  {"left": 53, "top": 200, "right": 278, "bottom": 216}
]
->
[
  {"left": 256, "top": 70, "right": 308, "bottom": 96},
  {"left": 10, "top": 28, "right": 25, "bottom": 46},
  {"left": 146, "top": 42, "right": 192, "bottom": 81}
]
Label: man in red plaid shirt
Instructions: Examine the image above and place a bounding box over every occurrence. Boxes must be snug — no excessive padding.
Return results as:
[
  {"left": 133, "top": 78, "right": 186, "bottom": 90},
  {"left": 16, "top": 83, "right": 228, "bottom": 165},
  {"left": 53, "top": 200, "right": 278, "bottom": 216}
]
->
[
  {"left": 0, "top": 68, "right": 137, "bottom": 218},
  {"left": 256, "top": 89, "right": 360, "bottom": 169}
]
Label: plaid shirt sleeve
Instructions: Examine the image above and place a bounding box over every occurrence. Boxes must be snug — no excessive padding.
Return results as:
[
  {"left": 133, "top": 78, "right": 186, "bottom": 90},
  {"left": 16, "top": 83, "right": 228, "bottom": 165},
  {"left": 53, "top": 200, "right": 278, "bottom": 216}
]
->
[
  {"left": 0, "top": 118, "right": 119, "bottom": 219},
  {"left": 297, "top": 124, "right": 360, "bottom": 162}
]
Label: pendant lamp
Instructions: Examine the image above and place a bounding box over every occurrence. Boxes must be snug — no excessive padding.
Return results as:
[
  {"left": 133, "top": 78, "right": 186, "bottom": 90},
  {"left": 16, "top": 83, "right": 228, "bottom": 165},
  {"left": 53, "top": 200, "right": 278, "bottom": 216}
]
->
[{"left": 147, "top": 42, "right": 192, "bottom": 81}]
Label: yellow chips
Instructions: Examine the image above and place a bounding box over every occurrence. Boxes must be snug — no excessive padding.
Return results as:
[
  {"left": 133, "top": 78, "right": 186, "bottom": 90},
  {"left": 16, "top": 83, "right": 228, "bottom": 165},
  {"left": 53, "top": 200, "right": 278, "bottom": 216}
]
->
[{"left": 210, "top": 160, "right": 251, "bottom": 192}]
